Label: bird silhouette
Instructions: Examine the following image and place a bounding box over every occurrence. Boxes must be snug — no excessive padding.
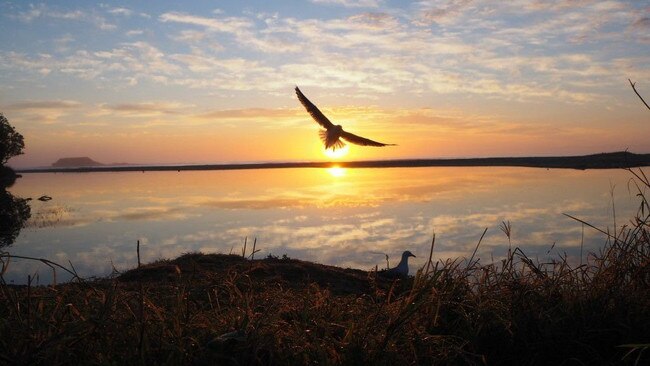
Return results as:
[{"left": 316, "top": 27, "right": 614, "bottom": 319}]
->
[
  {"left": 380, "top": 250, "right": 416, "bottom": 278},
  {"left": 295, "top": 86, "right": 396, "bottom": 151}
]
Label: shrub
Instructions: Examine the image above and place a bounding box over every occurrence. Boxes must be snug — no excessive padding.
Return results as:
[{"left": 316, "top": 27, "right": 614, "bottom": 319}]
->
[{"left": 0, "top": 113, "right": 25, "bottom": 165}]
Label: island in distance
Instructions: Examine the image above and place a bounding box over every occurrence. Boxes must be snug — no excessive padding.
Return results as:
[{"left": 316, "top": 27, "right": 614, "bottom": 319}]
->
[
  {"left": 52, "top": 157, "right": 104, "bottom": 168},
  {"left": 51, "top": 157, "right": 129, "bottom": 168}
]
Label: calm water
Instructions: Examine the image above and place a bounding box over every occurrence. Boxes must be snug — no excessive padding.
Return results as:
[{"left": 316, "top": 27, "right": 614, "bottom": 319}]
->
[{"left": 3, "top": 166, "right": 644, "bottom": 284}]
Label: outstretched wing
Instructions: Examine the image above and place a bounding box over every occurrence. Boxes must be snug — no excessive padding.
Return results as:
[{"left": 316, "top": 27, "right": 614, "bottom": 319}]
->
[
  {"left": 341, "top": 130, "right": 395, "bottom": 147},
  {"left": 295, "top": 86, "right": 334, "bottom": 130}
]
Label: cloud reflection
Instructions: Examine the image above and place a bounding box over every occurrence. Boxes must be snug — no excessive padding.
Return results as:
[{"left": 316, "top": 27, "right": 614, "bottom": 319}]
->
[{"left": 4, "top": 167, "right": 640, "bottom": 284}]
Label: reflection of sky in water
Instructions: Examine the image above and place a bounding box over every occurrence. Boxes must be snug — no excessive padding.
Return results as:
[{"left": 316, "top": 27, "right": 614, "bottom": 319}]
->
[{"left": 4, "top": 167, "right": 644, "bottom": 284}]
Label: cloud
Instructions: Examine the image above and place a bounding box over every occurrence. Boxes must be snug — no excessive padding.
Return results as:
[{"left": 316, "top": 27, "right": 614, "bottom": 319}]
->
[
  {"left": 159, "top": 12, "right": 253, "bottom": 33},
  {"left": 107, "top": 7, "right": 133, "bottom": 17},
  {"left": 196, "top": 108, "right": 301, "bottom": 120},
  {"left": 1, "top": 100, "right": 84, "bottom": 124},
  {"left": 4, "top": 100, "right": 82, "bottom": 111},
  {"left": 12, "top": 4, "right": 116, "bottom": 30},
  {"left": 416, "top": 0, "right": 474, "bottom": 25},
  {"left": 100, "top": 101, "right": 191, "bottom": 116},
  {"left": 13, "top": 4, "right": 46, "bottom": 22},
  {"left": 3, "top": 1, "right": 647, "bottom": 108},
  {"left": 170, "top": 29, "right": 207, "bottom": 42},
  {"left": 48, "top": 9, "right": 85, "bottom": 21},
  {"left": 0, "top": 41, "right": 180, "bottom": 85},
  {"left": 311, "top": 0, "right": 381, "bottom": 8},
  {"left": 346, "top": 12, "right": 400, "bottom": 29},
  {"left": 126, "top": 29, "right": 144, "bottom": 36}
]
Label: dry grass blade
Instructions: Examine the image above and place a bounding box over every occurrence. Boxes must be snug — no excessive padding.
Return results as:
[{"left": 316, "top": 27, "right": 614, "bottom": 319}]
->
[
  {"left": 563, "top": 213, "right": 619, "bottom": 241},
  {"left": 424, "top": 231, "right": 436, "bottom": 275},
  {"left": 629, "top": 78, "right": 650, "bottom": 111}
]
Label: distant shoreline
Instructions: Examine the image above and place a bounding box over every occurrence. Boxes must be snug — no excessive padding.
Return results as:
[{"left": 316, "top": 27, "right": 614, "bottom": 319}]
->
[{"left": 15, "top": 151, "right": 650, "bottom": 173}]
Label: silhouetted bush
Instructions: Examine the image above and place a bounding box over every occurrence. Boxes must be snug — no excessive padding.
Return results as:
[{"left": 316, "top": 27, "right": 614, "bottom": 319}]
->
[
  {"left": 0, "top": 113, "right": 25, "bottom": 165},
  {"left": 0, "top": 190, "right": 31, "bottom": 247}
]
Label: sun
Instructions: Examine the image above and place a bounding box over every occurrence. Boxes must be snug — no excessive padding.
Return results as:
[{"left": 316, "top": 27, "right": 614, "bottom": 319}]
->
[{"left": 323, "top": 145, "right": 349, "bottom": 159}]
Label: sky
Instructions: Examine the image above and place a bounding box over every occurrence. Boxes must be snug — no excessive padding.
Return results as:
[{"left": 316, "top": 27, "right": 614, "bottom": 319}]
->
[{"left": 0, "top": 0, "right": 649, "bottom": 168}]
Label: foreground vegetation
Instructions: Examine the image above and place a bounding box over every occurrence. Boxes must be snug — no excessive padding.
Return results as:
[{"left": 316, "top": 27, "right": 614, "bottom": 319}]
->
[{"left": 1, "top": 171, "right": 649, "bottom": 365}]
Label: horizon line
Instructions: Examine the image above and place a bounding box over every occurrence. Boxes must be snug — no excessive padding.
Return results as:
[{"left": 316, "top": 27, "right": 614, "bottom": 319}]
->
[{"left": 14, "top": 151, "right": 650, "bottom": 173}]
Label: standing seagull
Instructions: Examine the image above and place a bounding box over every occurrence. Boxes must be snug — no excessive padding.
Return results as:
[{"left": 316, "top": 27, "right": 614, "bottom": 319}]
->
[
  {"left": 295, "top": 86, "right": 396, "bottom": 151},
  {"left": 381, "top": 250, "right": 416, "bottom": 278}
]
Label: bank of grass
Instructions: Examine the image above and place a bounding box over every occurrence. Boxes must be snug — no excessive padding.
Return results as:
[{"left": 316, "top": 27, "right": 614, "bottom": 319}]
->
[{"left": 1, "top": 172, "right": 649, "bottom": 365}]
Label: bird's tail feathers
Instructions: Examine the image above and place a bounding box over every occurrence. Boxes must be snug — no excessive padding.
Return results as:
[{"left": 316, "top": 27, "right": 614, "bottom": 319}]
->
[
  {"left": 319, "top": 130, "right": 346, "bottom": 151},
  {"left": 331, "top": 140, "right": 346, "bottom": 151}
]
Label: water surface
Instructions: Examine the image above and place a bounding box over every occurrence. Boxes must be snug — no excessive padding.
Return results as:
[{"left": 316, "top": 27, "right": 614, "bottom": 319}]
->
[{"left": 4, "top": 167, "right": 643, "bottom": 284}]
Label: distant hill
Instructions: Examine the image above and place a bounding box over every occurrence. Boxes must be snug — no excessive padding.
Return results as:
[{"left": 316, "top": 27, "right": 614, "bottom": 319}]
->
[{"left": 52, "top": 157, "right": 104, "bottom": 168}]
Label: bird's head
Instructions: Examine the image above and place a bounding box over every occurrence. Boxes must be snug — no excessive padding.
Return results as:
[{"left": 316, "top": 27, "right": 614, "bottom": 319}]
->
[{"left": 402, "top": 250, "right": 416, "bottom": 258}]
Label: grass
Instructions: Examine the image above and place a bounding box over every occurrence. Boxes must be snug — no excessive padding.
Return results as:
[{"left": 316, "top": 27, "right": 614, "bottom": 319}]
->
[{"left": 1, "top": 170, "right": 649, "bottom": 365}]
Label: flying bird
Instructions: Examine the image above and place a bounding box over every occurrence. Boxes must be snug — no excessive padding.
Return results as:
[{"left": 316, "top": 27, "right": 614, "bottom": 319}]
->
[{"left": 295, "top": 86, "right": 396, "bottom": 151}]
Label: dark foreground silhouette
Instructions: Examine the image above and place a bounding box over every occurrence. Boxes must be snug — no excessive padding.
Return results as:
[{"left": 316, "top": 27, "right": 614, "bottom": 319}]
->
[{"left": 2, "top": 244, "right": 648, "bottom": 365}]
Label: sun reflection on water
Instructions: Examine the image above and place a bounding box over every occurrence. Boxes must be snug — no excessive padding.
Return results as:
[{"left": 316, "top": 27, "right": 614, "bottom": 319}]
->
[{"left": 327, "top": 166, "right": 346, "bottom": 177}]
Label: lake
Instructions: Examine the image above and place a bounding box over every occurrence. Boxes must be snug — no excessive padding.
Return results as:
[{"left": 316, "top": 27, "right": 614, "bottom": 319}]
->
[{"left": 3, "top": 166, "right": 644, "bottom": 284}]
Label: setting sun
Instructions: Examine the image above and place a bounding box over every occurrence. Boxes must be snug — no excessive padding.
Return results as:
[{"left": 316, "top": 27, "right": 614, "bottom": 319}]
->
[{"left": 323, "top": 145, "right": 349, "bottom": 159}]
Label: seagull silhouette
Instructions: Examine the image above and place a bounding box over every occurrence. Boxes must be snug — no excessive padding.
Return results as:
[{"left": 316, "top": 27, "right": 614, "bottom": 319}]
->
[
  {"left": 295, "top": 86, "right": 396, "bottom": 151},
  {"left": 380, "top": 250, "right": 416, "bottom": 278}
]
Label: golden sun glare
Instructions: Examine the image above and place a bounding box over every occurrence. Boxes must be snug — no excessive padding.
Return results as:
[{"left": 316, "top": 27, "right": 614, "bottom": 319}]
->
[
  {"left": 327, "top": 166, "right": 346, "bottom": 177},
  {"left": 323, "top": 145, "right": 349, "bottom": 159}
]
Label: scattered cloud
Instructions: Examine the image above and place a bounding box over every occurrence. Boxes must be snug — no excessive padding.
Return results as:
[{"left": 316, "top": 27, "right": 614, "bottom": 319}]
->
[
  {"left": 97, "top": 101, "right": 193, "bottom": 118},
  {"left": 310, "top": 0, "right": 381, "bottom": 8},
  {"left": 346, "top": 12, "right": 400, "bottom": 29},
  {"left": 126, "top": 29, "right": 144, "bottom": 36},
  {"left": 2, "top": 2, "right": 645, "bottom": 104},
  {"left": 196, "top": 108, "right": 301, "bottom": 120},
  {"left": 416, "top": 0, "right": 474, "bottom": 25},
  {"left": 170, "top": 29, "right": 206, "bottom": 42},
  {"left": 4, "top": 100, "right": 82, "bottom": 111},
  {"left": 12, "top": 3, "right": 46, "bottom": 22},
  {"left": 107, "top": 7, "right": 133, "bottom": 17},
  {"left": 12, "top": 4, "right": 116, "bottom": 30},
  {"left": 159, "top": 12, "right": 253, "bottom": 34}
]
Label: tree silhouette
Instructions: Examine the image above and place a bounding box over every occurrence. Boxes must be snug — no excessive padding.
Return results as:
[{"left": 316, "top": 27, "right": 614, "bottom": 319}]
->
[
  {"left": 0, "top": 113, "right": 25, "bottom": 165},
  {"left": 0, "top": 190, "right": 31, "bottom": 248}
]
